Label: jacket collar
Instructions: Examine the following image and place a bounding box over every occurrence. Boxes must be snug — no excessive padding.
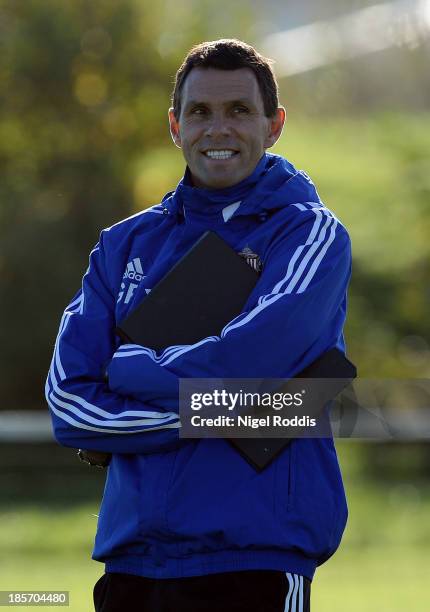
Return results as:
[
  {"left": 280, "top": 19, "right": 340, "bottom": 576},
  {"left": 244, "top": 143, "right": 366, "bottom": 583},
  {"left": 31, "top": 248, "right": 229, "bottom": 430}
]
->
[{"left": 162, "top": 153, "right": 322, "bottom": 225}]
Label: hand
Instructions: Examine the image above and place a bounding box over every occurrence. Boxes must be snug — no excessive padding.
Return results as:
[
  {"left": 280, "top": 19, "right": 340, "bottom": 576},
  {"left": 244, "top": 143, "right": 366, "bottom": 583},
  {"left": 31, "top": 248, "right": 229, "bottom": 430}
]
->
[{"left": 77, "top": 449, "right": 112, "bottom": 468}]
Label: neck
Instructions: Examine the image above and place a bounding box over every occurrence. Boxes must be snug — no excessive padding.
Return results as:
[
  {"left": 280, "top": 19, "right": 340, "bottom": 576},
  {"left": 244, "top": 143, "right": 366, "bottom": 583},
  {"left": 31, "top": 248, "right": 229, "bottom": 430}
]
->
[
  {"left": 184, "top": 154, "right": 268, "bottom": 197},
  {"left": 173, "top": 154, "right": 269, "bottom": 227}
]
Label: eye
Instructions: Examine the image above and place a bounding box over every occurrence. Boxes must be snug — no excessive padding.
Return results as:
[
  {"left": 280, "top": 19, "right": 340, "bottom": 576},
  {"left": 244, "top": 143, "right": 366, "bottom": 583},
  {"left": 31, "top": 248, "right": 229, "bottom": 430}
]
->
[
  {"left": 233, "top": 106, "right": 249, "bottom": 114},
  {"left": 190, "top": 106, "right": 207, "bottom": 115}
]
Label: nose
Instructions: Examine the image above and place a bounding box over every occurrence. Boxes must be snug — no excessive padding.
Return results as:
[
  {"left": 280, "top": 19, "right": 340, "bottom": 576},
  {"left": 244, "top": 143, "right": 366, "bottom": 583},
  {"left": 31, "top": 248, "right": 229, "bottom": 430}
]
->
[{"left": 204, "top": 112, "right": 231, "bottom": 138}]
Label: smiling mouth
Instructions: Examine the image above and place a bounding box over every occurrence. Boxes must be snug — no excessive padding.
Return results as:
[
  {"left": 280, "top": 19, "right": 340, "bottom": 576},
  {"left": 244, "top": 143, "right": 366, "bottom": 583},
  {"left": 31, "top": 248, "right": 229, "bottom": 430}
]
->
[{"left": 203, "top": 149, "right": 239, "bottom": 160}]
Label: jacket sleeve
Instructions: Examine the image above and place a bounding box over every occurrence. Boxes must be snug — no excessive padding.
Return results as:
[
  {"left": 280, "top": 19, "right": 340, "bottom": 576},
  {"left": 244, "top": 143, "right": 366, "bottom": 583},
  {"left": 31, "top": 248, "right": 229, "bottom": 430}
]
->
[
  {"left": 45, "top": 232, "right": 183, "bottom": 454},
  {"left": 107, "top": 206, "right": 352, "bottom": 396}
]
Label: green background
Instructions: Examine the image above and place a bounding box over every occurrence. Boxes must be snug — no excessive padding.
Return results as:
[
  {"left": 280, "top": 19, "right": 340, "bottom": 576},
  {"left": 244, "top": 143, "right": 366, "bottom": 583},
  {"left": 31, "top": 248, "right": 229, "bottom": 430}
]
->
[{"left": 0, "top": 0, "right": 429, "bottom": 609}]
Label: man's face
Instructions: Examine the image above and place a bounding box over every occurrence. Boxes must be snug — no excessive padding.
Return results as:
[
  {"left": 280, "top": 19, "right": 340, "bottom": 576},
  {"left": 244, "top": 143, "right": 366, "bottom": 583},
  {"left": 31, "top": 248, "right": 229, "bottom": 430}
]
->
[{"left": 169, "top": 67, "right": 285, "bottom": 189}]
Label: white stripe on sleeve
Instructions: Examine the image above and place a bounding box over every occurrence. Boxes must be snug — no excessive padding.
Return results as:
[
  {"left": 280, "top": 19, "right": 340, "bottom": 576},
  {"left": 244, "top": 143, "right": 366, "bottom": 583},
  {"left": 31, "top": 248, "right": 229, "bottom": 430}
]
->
[{"left": 48, "top": 294, "right": 179, "bottom": 431}]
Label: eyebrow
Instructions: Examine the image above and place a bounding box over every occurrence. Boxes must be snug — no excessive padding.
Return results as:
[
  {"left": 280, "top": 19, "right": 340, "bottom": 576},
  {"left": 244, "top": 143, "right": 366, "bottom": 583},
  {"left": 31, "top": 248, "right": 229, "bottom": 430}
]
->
[{"left": 184, "top": 98, "right": 254, "bottom": 110}]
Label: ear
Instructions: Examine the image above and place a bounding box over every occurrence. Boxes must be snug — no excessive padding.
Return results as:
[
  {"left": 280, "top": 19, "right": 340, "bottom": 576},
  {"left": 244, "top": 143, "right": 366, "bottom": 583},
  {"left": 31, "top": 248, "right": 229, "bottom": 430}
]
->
[
  {"left": 264, "top": 106, "right": 286, "bottom": 149},
  {"left": 168, "top": 108, "right": 182, "bottom": 148}
]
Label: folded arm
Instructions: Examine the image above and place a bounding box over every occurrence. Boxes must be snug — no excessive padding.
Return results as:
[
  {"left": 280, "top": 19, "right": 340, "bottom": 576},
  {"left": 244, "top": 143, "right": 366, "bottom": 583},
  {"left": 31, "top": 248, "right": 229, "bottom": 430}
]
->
[
  {"left": 108, "top": 206, "right": 352, "bottom": 396},
  {"left": 45, "top": 235, "right": 183, "bottom": 454}
]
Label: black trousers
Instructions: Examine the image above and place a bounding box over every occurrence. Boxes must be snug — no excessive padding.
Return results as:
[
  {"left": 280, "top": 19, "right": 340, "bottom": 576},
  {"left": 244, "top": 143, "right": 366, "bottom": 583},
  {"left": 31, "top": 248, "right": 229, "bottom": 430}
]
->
[{"left": 93, "top": 570, "right": 311, "bottom": 612}]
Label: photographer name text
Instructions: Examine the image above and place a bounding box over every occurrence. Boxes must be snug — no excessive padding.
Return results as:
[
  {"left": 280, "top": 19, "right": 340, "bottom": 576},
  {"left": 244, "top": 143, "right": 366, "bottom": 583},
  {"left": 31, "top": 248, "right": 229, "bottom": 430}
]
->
[{"left": 189, "top": 414, "right": 316, "bottom": 429}]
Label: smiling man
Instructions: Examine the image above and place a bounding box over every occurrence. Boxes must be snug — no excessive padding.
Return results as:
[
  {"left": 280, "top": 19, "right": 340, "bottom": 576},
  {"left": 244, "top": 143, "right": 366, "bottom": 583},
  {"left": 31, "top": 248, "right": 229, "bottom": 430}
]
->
[
  {"left": 169, "top": 66, "right": 285, "bottom": 189},
  {"left": 46, "top": 40, "right": 352, "bottom": 612}
]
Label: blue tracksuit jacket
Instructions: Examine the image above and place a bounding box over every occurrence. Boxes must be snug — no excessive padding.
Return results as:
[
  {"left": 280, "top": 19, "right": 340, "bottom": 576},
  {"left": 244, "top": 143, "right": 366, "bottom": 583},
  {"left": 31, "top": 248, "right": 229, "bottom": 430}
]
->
[{"left": 46, "top": 153, "right": 351, "bottom": 581}]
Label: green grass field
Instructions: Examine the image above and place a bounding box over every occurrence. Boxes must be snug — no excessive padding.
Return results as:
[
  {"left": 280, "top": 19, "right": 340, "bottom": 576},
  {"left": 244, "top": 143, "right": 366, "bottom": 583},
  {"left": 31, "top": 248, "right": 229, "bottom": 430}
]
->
[{"left": 1, "top": 443, "right": 429, "bottom": 611}]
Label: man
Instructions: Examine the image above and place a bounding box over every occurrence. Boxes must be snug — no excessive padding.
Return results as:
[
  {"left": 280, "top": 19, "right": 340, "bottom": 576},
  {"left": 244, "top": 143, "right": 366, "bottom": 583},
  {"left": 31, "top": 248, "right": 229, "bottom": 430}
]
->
[{"left": 46, "top": 39, "right": 351, "bottom": 611}]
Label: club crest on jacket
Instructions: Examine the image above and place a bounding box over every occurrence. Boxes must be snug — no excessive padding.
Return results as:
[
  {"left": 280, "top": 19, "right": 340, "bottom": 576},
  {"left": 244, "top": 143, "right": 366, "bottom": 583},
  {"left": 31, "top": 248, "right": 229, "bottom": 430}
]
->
[{"left": 238, "top": 246, "right": 262, "bottom": 273}]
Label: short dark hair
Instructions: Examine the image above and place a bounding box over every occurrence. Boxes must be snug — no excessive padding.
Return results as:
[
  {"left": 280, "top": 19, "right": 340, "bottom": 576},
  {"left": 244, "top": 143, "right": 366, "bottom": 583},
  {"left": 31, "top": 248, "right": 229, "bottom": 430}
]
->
[{"left": 172, "top": 39, "right": 279, "bottom": 119}]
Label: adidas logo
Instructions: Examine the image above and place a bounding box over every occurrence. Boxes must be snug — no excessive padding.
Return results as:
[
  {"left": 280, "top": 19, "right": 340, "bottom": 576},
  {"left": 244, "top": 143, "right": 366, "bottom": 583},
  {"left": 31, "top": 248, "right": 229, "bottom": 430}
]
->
[
  {"left": 117, "top": 257, "right": 146, "bottom": 304},
  {"left": 123, "top": 257, "right": 145, "bottom": 282}
]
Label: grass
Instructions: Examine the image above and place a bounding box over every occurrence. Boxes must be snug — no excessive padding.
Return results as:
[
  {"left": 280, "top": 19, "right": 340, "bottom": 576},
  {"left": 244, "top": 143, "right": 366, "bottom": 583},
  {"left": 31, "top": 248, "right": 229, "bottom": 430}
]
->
[
  {"left": 0, "top": 505, "right": 101, "bottom": 611},
  {"left": 1, "top": 508, "right": 428, "bottom": 611},
  {"left": 1, "top": 443, "right": 429, "bottom": 610},
  {"left": 315, "top": 547, "right": 429, "bottom": 611}
]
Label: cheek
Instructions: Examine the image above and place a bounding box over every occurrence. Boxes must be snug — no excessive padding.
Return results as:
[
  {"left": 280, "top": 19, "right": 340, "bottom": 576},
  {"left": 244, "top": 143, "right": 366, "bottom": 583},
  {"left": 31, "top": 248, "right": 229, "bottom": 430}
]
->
[
  {"left": 241, "top": 124, "right": 266, "bottom": 148},
  {"left": 183, "top": 133, "right": 201, "bottom": 155},
  {"left": 181, "top": 122, "right": 202, "bottom": 141}
]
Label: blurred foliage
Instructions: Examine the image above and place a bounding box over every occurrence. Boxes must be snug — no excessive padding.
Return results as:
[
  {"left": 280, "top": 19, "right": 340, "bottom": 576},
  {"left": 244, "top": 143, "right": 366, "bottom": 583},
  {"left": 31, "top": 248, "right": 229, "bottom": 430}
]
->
[
  {"left": 0, "top": 0, "right": 429, "bottom": 413},
  {"left": 272, "top": 115, "right": 430, "bottom": 379},
  {"left": 0, "top": 0, "right": 257, "bottom": 409}
]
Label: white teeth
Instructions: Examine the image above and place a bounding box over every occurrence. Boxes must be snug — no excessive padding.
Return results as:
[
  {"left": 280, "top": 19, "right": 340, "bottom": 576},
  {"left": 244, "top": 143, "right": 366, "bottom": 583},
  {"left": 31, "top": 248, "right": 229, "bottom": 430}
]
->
[{"left": 205, "top": 150, "right": 237, "bottom": 160}]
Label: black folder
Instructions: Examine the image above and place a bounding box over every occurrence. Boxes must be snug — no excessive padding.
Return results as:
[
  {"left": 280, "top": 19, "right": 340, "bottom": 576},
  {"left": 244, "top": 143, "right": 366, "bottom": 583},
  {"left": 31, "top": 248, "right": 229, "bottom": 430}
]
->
[
  {"left": 116, "top": 231, "right": 357, "bottom": 471},
  {"left": 116, "top": 231, "right": 259, "bottom": 350},
  {"left": 228, "top": 348, "right": 356, "bottom": 471}
]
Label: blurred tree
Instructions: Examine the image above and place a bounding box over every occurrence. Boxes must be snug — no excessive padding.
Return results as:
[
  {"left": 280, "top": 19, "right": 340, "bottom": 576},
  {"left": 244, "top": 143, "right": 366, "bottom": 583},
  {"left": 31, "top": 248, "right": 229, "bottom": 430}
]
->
[{"left": 0, "top": 0, "right": 257, "bottom": 409}]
